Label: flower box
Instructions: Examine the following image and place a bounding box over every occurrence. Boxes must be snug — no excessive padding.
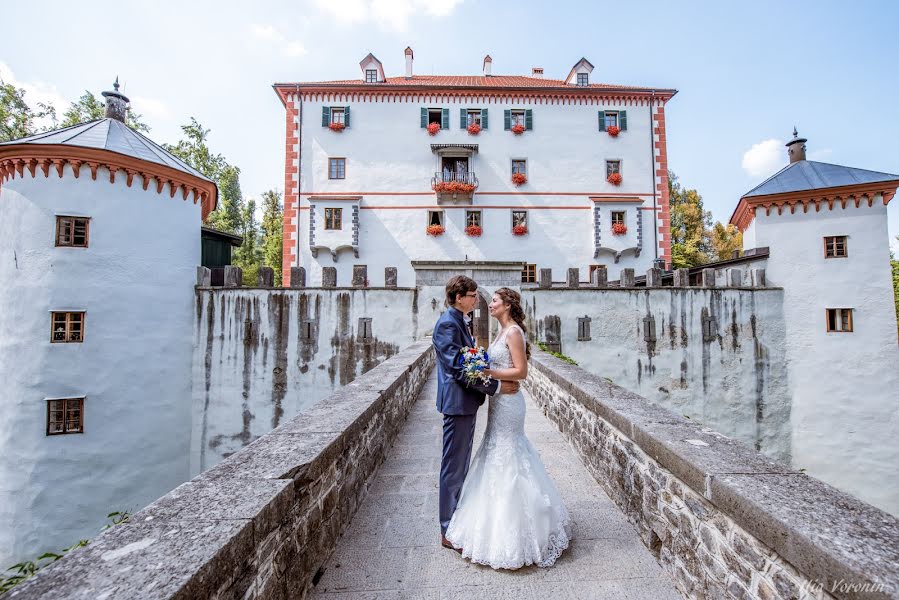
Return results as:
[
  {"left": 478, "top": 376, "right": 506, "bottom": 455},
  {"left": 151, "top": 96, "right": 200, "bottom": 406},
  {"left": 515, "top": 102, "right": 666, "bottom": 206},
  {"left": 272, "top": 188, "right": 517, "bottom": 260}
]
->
[
  {"left": 328, "top": 122, "right": 346, "bottom": 132},
  {"left": 607, "top": 172, "right": 622, "bottom": 186},
  {"left": 511, "top": 123, "right": 526, "bottom": 135},
  {"left": 426, "top": 224, "right": 445, "bottom": 236},
  {"left": 465, "top": 225, "right": 482, "bottom": 237},
  {"left": 607, "top": 125, "right": 620, "bottom": 137},
  {"left": 427, "top": 122, "right": 441, "bottom": 136},
  {"left": 511, "top": 172, "right": 527, "bottom": 186},
  {"left": 432, "top": 181, "right": 476, "bottom": 195},
  {"left": 512, "top": 225, "right": 528, "bottom": 236},
  {"left": 467, "top": 123, "right": 481, "bottom": 135},
  {"left": 612, "top": 222, "right": 627, "bottom": 235}
]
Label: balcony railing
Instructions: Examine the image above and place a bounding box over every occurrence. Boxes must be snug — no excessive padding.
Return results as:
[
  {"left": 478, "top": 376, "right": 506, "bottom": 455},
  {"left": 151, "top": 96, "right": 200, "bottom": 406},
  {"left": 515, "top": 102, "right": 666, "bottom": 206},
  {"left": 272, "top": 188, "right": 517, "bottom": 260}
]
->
[{"left": 431, "top": 171, "right": 478, "bottom": 203}]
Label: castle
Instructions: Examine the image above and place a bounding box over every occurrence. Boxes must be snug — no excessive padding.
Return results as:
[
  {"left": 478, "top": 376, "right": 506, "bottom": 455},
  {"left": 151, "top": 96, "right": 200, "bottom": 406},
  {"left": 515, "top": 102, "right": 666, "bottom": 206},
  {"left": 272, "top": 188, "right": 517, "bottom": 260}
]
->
[{"left": 1, "top": 53, "right": 897, "bottom": 568}]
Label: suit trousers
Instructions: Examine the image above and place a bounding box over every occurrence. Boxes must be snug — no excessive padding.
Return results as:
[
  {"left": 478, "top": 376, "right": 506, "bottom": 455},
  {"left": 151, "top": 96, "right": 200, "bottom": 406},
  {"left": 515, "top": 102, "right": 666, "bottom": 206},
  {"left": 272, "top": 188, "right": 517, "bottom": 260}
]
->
[{"left": 439, "top": 412, "right": 477, "bottom": 534}]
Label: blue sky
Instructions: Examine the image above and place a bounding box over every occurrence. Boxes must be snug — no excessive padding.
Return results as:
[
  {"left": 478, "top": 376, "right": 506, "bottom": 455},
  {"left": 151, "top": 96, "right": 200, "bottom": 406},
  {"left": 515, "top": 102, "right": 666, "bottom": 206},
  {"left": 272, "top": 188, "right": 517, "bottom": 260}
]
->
[{"left": 3, "top": 0, "right": 898, "bottom": 253}]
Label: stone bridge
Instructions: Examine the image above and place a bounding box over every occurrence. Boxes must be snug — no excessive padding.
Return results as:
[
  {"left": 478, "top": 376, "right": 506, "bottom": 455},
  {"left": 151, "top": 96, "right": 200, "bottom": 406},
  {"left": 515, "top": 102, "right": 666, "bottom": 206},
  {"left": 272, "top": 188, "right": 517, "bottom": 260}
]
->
[{"left": 8, "top": 342, "right": 898, "bottom": 599}]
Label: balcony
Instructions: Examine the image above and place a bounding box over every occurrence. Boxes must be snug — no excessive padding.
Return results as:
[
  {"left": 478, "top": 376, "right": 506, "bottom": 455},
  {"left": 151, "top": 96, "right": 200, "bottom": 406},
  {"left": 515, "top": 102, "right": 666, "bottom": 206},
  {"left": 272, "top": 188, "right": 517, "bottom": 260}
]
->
[{"left": 431, "top": 171, "right": 478, "bottom": 204}]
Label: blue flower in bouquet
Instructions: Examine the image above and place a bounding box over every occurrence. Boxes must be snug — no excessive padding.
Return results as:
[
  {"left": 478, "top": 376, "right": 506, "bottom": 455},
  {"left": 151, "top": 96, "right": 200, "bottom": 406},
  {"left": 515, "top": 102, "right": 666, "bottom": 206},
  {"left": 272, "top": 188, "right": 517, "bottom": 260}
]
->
[{"left": 460, "top": 346, "right": 492, "bottom": 385}]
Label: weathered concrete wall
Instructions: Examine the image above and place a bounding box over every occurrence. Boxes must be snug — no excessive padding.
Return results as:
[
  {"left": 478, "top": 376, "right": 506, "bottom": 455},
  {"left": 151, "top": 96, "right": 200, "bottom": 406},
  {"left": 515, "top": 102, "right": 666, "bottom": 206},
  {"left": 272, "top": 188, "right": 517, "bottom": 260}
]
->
[
  {"left": 191, "top": 288, "right": 419, "bottom": 474},
  {"left": 525, "top": 351, "right": 899, "bottom": 600},
  {"left": 8, "top": 341, "right": 435, "bottom": 600},
  {"left": 522, "top": 286, "right": 793, "bottom": 463}
]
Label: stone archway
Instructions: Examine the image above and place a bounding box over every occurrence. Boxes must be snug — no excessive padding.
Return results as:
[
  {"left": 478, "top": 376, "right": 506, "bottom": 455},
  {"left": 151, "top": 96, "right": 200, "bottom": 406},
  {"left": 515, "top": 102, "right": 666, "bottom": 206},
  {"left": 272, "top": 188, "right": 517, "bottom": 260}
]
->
[{"left": 473, "top": 290, "right": 490, "bottom": 349}]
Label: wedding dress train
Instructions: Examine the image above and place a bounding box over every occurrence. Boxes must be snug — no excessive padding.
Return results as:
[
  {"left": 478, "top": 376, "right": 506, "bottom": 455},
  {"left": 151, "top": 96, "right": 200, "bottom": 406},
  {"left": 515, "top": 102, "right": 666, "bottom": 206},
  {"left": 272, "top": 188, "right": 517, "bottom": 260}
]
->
[{"left": 445, "top": 325, "right": 572, "bottom": 569}]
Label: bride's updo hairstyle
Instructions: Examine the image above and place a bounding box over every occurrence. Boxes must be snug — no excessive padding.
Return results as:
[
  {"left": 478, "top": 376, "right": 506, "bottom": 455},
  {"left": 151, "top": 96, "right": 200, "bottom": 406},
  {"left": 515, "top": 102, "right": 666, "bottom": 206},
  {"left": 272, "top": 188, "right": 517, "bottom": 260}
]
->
[{"left": 495, "top": 287, "right": 531, "bottom": 359}]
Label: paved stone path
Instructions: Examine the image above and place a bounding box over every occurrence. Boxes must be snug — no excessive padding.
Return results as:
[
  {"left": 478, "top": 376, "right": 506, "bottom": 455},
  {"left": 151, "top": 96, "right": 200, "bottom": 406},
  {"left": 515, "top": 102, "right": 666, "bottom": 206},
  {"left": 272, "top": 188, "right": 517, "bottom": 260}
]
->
[{"left": 311, "top": 372, "right": 682, "bottom": 599}]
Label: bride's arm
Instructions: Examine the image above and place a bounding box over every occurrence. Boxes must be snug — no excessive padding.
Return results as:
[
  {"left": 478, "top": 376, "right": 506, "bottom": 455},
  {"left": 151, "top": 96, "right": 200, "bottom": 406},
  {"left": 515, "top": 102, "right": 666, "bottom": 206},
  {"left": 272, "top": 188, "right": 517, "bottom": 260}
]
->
[{"left": 485, "top": 327, "right": 528, "bottom": 381}]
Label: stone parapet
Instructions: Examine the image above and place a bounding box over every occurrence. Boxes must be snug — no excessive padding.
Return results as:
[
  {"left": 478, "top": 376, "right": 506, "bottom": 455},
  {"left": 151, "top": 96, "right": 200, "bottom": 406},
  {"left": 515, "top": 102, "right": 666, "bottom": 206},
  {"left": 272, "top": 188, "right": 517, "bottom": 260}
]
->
[
  {"left": 524, "top": 351, "right": 899, "bottom": 600},
  {"left": 8, "top": 341, "right": 435, "bottom": 600}
]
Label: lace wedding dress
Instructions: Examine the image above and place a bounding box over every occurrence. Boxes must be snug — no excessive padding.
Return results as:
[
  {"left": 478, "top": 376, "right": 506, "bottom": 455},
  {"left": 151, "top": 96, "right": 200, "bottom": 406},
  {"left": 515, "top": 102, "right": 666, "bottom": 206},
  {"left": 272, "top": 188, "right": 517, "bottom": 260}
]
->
[{"left": 445, "top": 325, "right": 572, "bottom": 569}]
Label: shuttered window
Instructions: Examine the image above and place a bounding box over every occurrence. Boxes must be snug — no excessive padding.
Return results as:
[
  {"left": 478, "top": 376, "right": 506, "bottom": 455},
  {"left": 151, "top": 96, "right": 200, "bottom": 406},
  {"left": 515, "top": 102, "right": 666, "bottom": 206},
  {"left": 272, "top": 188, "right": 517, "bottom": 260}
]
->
[
  {"left": 598, "top": 110, "right": 627, "bottom": 131},
  {"left": 505, "top": 109, "right": 533, "bottom": 130},
  {"left": 322, "top": 106, "right": 351, "bottom": 127},
  {"left": 422, "top": 108, "right": 448, "bottom": 128},
  {"left": 461, "top": 108, "right": 488, "bottom": 128}
]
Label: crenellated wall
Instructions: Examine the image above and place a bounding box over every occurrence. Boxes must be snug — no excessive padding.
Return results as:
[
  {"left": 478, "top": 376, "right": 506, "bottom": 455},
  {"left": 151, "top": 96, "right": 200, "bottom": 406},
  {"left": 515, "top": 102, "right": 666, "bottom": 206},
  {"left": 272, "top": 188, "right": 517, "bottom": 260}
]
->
[{"left": 191, "top": 287, "right": 419, "bottom": 474}]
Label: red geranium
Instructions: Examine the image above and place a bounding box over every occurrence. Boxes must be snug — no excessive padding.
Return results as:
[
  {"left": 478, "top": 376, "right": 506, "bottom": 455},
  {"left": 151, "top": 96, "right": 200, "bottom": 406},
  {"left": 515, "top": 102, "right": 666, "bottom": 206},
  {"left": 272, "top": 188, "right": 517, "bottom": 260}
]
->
[
  {"left": 512, "top": 225, "right": 528, "bottom": 236},
  {"left": 328, "top": 122, "right": 346, "bottom": 132},
  {"left": 432, "top": 181, "right": 476, "bottom": 194},
  {"left": 427, "top": 122, "right": 441, "bottom": 136},
  {"left": 511, "top": 172, "right": 527, "bottom": 186},
  {"left": 511, "top": 123, "right": 526, "bottom": 135},
  {"left": 465, "top": 225, "right": 483, "bottom": 237},
  {"left": 469, "top": 348, "right": 477, "bottom": 354},
  {"left": 607, "top": 172, "right": 622, "bottom": 186},
  {"left": 607, "top": 125, "right": 620, "bottom": 137},
  {"left": 612, "top": 222, "right": 627, "bottom": 235},
  {"left": 426, "top": 224, "right": 445, "bottom": 236},
  {"left": 467, "top": 123, "right": 481, "bottom": 135}
]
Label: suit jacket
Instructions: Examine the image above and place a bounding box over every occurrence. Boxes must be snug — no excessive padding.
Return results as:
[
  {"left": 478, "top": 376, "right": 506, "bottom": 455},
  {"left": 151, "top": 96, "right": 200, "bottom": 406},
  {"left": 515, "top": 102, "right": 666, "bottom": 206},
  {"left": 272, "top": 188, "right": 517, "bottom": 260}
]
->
[{"left": 433, "top": 306, "right": 500, "bottom": 415}]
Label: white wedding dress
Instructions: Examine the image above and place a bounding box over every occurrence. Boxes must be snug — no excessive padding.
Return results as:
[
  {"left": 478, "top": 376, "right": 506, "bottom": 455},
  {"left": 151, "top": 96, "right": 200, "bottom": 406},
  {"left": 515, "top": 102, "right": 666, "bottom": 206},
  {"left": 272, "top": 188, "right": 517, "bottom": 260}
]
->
[{"left": 445, "top": 325, "right": 572, "bottom": 569}]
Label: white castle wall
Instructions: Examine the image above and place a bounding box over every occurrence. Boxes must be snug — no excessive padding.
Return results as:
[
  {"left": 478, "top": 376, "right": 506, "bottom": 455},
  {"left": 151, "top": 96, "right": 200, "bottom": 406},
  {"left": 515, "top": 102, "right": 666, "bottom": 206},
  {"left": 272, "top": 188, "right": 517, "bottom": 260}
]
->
[
  {"left": 747, "top": 198, "right": 899, "bottom": 515},
  {"left": 0, "top": 166, "right": 199, "bottom": 566},
  {"left": 291, "top": 94, "right": 665, "bottom": 287},
  {"left": 521, "top": 287, "right": 793, "bottom": 463},
  {"left": 191, "top": 288, "right": 418, "bottom": 473}
]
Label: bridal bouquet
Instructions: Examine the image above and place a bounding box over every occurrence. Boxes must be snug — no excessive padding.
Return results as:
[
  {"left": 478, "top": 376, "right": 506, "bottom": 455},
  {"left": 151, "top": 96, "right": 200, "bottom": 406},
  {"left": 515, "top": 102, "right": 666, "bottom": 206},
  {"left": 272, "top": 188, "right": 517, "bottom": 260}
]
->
[{"left": 460, "top": 346, "right": 492, "bottom": 385}]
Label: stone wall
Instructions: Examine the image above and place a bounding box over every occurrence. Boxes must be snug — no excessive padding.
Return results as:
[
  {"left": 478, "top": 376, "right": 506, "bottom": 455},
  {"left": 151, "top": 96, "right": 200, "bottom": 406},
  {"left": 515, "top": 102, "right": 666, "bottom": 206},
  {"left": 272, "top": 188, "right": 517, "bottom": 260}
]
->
[
  {"left": 192, "top": 287, "right": 419, "bottom": 473},
  {"left": 8, "top": 340, "right": 435, "bottom": 600},
  {"left": 524, "top": 350, "right": 899, "bottom": 600},
  {"left": 521, "top": 285, "right": 792, "bottom": 464}
]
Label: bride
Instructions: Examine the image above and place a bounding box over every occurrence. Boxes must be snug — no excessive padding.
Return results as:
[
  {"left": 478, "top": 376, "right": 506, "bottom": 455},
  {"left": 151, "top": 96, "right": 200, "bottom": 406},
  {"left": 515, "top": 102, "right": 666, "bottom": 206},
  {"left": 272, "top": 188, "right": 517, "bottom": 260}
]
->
[{"left": 444, "top": 287, "right": 572, "bottom": 569}]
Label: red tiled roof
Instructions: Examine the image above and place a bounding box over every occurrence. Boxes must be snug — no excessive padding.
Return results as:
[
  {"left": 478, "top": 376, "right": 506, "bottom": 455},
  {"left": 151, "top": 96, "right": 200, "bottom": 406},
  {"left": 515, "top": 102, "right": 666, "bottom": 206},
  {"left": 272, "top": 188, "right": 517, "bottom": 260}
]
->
[{"left": 274, "top": 75, "right": 675, "bottom": 94}]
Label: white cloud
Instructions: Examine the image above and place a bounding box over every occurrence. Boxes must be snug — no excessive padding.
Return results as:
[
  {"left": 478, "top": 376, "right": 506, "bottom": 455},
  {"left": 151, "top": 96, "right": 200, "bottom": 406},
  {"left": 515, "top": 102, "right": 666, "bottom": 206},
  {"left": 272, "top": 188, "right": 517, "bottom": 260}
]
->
[
  {"left": 249, "top": 24, "right": 307, "bottom": 57},
  {"left": 129, "top": 95, "right": 169, "bottom": 118},
  {"left": 742, "top": 138, "right": 786, "bottom": 178},
  {"left": 0, "top": 61, "right": 69, "bottom": 128},
  {"left": 313, "top": 0, "right": 463, "bottom": 31}
]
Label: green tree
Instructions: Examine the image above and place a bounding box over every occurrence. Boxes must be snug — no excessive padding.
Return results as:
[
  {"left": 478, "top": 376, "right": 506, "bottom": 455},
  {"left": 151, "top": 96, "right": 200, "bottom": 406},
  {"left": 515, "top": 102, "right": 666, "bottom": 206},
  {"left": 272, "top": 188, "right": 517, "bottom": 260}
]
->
[
  {"left": 234, "top": 198, "right": 261, "bottom": 285},
  {"left": 260, "top": 190, "right": 284, "bottom": 286},
  {"left": 669, "top": 171, "right": 713, "bottom": 268},
  {"left": 61, "top": 91, "right": 149, "bottom": 132},
  {"left": 0, "top": 78, "right": 57, "bottom": 142},
  {"left": 708, "top": 222, "right": 744, "bottom": 262},
  {"left": 163, "top": 118, "right": 242, "bottom": 232}
]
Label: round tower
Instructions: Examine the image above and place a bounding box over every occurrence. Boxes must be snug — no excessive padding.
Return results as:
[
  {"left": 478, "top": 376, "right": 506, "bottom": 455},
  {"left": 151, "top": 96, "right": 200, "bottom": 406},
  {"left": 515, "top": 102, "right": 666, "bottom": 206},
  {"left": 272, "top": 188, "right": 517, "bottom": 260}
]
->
[{"left": 0, "top": 80, "right": 217, "bottom": 565}]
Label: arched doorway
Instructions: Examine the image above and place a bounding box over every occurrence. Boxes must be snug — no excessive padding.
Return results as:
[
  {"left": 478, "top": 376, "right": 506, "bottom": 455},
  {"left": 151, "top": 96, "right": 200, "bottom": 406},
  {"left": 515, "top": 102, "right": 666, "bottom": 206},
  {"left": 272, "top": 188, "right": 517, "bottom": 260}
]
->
[{"left": 472, "top": 291, "right": 490, "bottom": 349}]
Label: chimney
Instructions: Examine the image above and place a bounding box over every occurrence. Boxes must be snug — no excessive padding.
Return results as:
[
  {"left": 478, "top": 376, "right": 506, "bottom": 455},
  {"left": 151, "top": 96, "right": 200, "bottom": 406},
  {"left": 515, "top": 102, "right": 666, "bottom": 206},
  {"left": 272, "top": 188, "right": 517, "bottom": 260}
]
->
[
  {"left": 404, "top": 46, "right": 413, "bottom": 79},
  {"left": 483, "top": 54, "right": 492, "bottom": 77},
  {"left": 786, "top": 126, "right": 807, "bottom": 163},
  {"left": 531, "top": 67, "right": 544, "bottom": 78},
  {"left": 101, "top": 77, "right": 129, "bottom": 122}
]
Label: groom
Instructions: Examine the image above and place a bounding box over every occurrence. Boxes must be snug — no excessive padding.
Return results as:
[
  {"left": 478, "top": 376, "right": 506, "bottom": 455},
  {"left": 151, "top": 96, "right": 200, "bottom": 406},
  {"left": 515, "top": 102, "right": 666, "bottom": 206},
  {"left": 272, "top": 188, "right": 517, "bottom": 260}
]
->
[{"left": 433, "top": 275, "right": 519, "bottom": 550}]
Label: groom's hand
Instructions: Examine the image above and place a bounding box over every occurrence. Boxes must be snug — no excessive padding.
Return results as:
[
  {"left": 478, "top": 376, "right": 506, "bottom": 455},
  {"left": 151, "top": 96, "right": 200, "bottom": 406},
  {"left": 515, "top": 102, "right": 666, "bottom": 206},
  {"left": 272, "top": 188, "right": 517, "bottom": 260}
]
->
[{"left": 499, "top": 381, "right": 520, "bottom": 394}]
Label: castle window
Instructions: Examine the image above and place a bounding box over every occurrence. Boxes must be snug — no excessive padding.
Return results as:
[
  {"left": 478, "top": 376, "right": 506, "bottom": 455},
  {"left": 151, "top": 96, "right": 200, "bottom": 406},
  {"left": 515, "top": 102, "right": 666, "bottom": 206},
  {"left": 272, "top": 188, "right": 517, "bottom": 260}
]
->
[
  {"left": 324, "top": 208, "right": 342, "bottom": 230},
  {"left": 428, "top": 209, "right": 444, "bottom": 227},
  {"left": 576, "top": 72, "right": 589, "bottom": 86},
  {"left": 47, "top": 397, "right": 84, "bottom": 435},
  {"left": 512, "top": 210, "right": 528, "bottom": 230},
  {"left": 466, "top": 210, "right": 482, "bottom": 228},
  {"left": 328, "top": 158, "right": 345, "bottom": 179},
  {"left": 606, "top": 160, "right": 621, "bottom": 178},
  {"left": 428, "top": 108, "right": 443, "bottom": 125},
  {"left": 611, "top": 211, "right": 625, "bottom": 226},
  {"left": 51, "top": 311, "right": 85, "bottom": 343},
  {"left": 330, "top": 107, "right": 345, "bottom": 125},
  {"left": 598, "top": 111, "right": 628, "bottom": 132},
  {"left": 467, "top": 109, "right": 482, "bottom": 127},
  {"left": 824, "top": 236, "right": 848, "bottom": 258},
  {"left": 365, "top": 69, "right": 378, "bottom": 83},
  {"left": 358, "top": 317, "right": 373, "bottom": 340},
  {"left": 521, "top": 264, "right": 537, "bottom": 283},
  {"left": 577, "top": 316, "right": 591, "bottom": 340},
  {"left": 322, "top": 106, "right": 350, "bottom": 128},
  {"left": 511, "top": 109, "right": 526, "bottom": 127},
  {"left": 604, "top": 112, "right": 619, "bottom": 129},
  {"left": 826, "top": 308, "right": 853, "bottom": 333},
  {"left": 511, "top": 159, "right": 527, "bottom": 176},
  {"left": 55, "top": 216, "right": 90, "bottom": 247}
]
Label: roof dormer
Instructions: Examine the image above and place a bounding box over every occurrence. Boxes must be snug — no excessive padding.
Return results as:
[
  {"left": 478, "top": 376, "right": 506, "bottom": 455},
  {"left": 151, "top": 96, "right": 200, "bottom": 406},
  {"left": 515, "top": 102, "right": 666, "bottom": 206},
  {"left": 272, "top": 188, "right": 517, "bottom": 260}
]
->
[
  {"left": 565, "top": 57, "right": 594, "bottom": 86},
  {"left": 359, "top": 53, "right": 386, "bottom": 84}
]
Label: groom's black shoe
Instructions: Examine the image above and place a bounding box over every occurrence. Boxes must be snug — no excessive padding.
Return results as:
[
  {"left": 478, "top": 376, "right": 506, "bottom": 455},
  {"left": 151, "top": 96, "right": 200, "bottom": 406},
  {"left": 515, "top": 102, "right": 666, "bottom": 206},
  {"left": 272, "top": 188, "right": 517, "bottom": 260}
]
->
[{"left": 441, "top": 534, "right": 462, "bottom": 554}]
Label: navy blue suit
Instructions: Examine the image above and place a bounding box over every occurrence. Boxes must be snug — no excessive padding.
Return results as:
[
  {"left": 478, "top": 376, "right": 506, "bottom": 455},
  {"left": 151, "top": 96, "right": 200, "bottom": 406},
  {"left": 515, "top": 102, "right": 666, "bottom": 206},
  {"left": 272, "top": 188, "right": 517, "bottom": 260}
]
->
[{"left": 433, "top": 306, "right": 499, "bottom": 534}]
